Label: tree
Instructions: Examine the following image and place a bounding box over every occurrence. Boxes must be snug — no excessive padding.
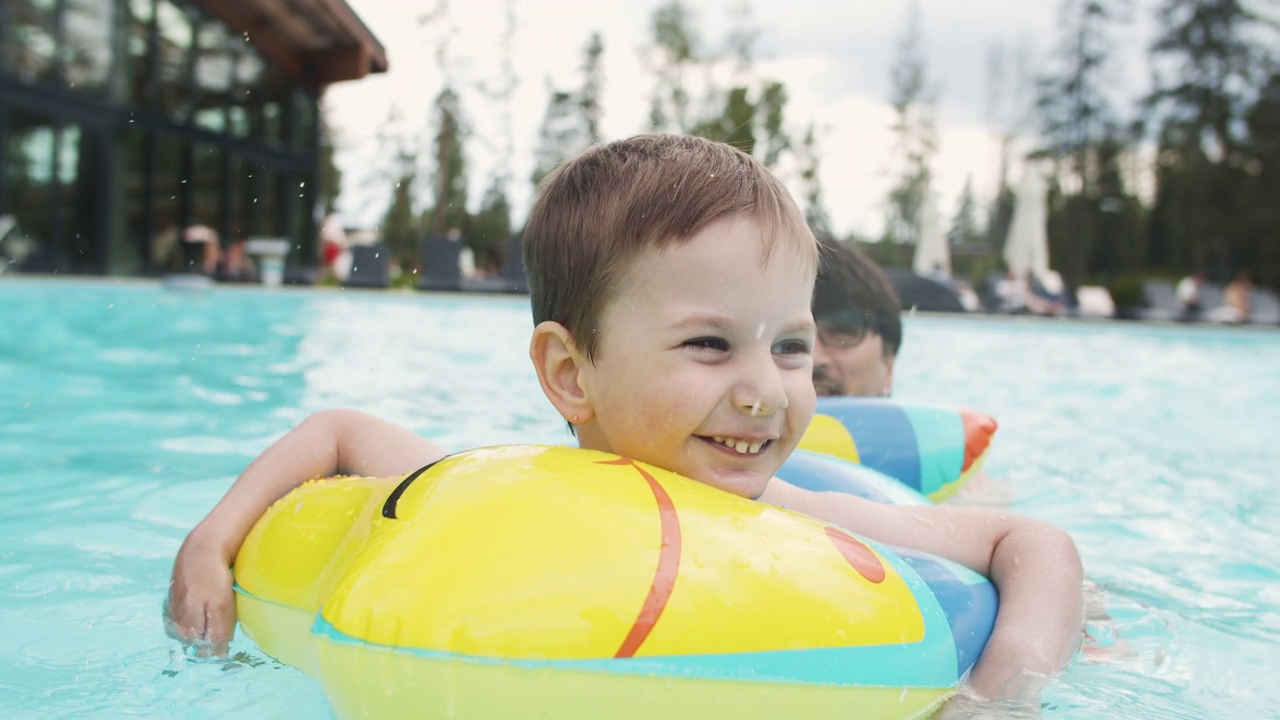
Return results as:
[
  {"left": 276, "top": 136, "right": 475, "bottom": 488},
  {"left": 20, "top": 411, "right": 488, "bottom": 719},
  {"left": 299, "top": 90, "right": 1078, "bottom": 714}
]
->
[
  {"left": 367, "top": 106, "right": 420, "bottom": 269},
  {"left": 1145, "top": 0, "right": 1273, "bottom": 278},
  {"left": 380, "top": 158, "right": 419, "bottom": 271},
  {"left": 469, "top": 178, "right": 512, "bottom": 273},
  {"left": 317, "top": 102, "right": 342, "bottom": 214},
  {"left": 796, "top": 123, "right": 833, "bottom": 239},
  {"left": 1238, "top": 70, "right": 1280, "bottom": 287},
  {"left": 423, "top": 86, "right": 469, "bottom": 243},
  {"left": 579, "top": 32, "right": 605, "bottom": 145},
  {"left": 646, "top": 0, "right": 701, "bottom": 133},
  {"left": 883, "top": 0, "right": 938, "bottom": 247},
  {"left": 531, "top": 34, "right": 608, "bottom": 188},
  {"left": 947, "top": 178, "right": 983, "bottom": 247},
  {"left": 983, "top": 39, "right": 1037, "bottom": 252},
  {"left": 1034, "top": 0, "right": 1134, "bottom": 291},
  {"left": 643, "top": 1, "right": 792, "bottom": 168}
]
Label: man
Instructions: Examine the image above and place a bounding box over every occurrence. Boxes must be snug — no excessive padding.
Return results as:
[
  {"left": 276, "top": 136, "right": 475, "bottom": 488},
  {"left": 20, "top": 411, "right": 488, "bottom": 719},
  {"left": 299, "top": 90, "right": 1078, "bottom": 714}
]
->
[
  {"left": 811, "top": 239, "right": 902, "bottom": 397},
  {"left": 813, "top": 239, "right": 1012, "bottom": 510}
]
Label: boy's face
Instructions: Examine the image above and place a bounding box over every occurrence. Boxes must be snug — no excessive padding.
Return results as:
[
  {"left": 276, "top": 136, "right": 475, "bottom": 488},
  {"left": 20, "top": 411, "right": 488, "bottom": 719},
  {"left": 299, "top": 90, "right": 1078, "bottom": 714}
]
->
[{"left": 576, "top": 214, "right": 817, "bottom": 499}]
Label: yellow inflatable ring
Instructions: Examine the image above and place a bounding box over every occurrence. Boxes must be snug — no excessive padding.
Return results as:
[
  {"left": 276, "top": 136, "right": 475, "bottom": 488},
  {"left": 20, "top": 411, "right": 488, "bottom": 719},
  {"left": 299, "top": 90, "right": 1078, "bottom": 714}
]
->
[{"left": 235, "top": 445, "right": 996, "bottom": 719}]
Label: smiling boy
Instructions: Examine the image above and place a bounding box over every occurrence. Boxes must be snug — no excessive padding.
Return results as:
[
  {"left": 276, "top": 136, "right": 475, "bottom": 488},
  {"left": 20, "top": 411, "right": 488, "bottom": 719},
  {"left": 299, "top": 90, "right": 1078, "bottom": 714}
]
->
[{"left": 166, "top": 134, "right": 1082, "bottom": 702}]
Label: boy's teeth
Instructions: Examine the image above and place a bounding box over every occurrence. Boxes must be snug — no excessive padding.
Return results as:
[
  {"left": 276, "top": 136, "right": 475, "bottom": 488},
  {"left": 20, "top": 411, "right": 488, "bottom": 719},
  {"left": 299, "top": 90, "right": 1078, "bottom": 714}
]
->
[{"left": 712, "top": 436, "right": 766, "bottom": 454}]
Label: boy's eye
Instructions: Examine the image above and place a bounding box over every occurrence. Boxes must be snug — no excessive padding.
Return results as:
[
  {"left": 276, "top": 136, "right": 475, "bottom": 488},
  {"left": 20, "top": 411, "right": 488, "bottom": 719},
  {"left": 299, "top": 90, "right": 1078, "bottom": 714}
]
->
[
  {"left": 683, "top": 336, "right": 730, "bottom": 351},
  {"left": 773, "top": 339, "right": 812, "bottom": 356}
]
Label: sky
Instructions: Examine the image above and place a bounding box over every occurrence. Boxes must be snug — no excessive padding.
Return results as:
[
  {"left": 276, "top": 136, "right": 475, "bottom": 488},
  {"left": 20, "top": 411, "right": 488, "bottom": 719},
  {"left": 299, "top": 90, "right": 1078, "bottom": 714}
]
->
[{"left": 325, "top": 0, "right": 1154, "bottom": 239}]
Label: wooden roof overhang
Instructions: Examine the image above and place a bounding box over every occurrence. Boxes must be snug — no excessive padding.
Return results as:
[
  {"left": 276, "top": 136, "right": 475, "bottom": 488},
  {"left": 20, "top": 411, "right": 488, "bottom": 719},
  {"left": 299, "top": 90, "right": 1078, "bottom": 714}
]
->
[{"left": 194, "top": 0, "right": 388, "bottom": 88}]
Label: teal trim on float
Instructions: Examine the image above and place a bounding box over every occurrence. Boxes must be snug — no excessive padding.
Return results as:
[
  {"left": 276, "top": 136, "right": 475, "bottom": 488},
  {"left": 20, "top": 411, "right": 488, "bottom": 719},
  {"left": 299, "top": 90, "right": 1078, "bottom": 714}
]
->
[
  {"left": 309, "top": 615, "right": 960, "bottom": 689},
  {"left": 902, "top": 406, "right": 964, "bottom": 498},
  {"left": 778, "top": 450, "right": 930, "bottom": 506},
  {"left": 814, "top": 398, "right": 922, "bottom": 491}
]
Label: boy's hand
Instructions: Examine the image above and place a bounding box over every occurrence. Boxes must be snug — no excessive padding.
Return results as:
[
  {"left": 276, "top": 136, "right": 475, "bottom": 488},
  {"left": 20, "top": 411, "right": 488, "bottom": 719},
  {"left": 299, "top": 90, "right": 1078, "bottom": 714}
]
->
[{"left": 163, "top": 530, "right": 236, "bottom": 656}]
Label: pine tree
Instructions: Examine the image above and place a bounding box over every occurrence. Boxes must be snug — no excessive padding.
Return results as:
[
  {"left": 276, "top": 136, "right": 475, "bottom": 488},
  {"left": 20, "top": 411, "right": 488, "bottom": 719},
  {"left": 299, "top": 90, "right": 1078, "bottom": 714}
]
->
[
  {"left": 531, "top": 35, "right": 608, "bottom": 189},
  {"left": 883, "top": 0, "right": 938, "bottom": 246},
  {"left": 796, "top": 124, "right": 833, "bottom": 239},
  {"left": 947, "top": 178, "right": 983, "bottom": 247},
  {"left": 1034, "top": 0, "right": 1134, "bottom": 291},
  {"left": 1146, "top": 0, "right": 1273, "bottom": 277}
]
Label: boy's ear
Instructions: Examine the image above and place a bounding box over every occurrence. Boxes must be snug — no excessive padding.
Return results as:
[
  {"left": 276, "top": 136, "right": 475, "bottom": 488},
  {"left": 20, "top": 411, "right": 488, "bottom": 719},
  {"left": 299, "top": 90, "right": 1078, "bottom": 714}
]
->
[{"left": 529, "top": 321, "right": 594, "bottom": 425}]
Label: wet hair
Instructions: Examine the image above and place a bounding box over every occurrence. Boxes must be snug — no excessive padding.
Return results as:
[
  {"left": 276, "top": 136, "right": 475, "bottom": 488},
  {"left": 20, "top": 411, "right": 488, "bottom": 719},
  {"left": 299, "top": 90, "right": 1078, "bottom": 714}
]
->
[
  {"left": 523, "top": 134, "right": 817, "bottom": 361},
  {"left": 812, "top": 238, "right": 903, "bottom": 357}
]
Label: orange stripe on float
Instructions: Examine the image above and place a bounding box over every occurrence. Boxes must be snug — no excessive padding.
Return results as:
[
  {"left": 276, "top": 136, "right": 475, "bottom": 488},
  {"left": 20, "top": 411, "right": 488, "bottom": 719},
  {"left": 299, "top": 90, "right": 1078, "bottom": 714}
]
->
[
  {"left": 598, "top": 458, "right": 683, "bottom": 658},
  {"left": 824, "top": 526, "right": 886, "bottom": 584},
  {"left": 958, "top": 408, "right": 998, "bottom": 471}
]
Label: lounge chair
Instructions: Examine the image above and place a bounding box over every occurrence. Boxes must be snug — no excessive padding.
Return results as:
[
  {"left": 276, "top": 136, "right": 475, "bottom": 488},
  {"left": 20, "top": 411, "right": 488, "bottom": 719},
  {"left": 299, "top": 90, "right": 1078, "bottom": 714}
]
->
[
  {"left": 418, "top": 235, "right": 462, "bottom": 291},
  {"left": 344, "top": 245, "right": 391, "bottom": 289},
  {"left": 1247, "top": 288, "right": 1280, "bottom": 325},
  {"left": 1139, "top": 280, "right": 1183, "bottom": 321},
  {"left": 883, "top": 268, "right": 967, "bottom": 313}
]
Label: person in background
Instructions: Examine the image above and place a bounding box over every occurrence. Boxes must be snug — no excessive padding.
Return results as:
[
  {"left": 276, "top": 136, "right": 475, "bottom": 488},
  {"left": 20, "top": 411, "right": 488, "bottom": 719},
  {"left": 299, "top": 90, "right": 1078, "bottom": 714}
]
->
[
  {"left": 1222, "top": 271, "right": 1253, "bottom": 323},
  {"left": 811, "top": 238, "right": 902, "bottom": 398},
  {"left": 812, "top": 238, "right": 1013, "bottom": 508},
  {"left": 1175, "top": 270, "right": 1206, "bottom": 320},
  {"left": 318, "top": 212, "right": 346, "bottom": 283},
  {"left": 216, "top": 237, "right": 256, "bottom": 283},
  {"left": 181, "top": 224, "right": 221, "bottom": 276}
]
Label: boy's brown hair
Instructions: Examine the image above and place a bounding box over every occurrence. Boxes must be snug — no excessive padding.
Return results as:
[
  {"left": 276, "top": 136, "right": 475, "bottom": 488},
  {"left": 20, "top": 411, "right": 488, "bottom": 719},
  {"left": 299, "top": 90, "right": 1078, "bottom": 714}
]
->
[{"left": 523, "top": 134, "right": 816, "bottom": 361}]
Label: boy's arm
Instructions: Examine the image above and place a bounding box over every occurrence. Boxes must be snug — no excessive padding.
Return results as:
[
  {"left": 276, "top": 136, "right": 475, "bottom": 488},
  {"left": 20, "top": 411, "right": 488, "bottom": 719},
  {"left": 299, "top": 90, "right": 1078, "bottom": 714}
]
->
[
  {"left": 165, "top": 409, "right": 447, "bottom": 655},
  {"left": 762, "top": 481, "right": 1083, "bottom": 700}
]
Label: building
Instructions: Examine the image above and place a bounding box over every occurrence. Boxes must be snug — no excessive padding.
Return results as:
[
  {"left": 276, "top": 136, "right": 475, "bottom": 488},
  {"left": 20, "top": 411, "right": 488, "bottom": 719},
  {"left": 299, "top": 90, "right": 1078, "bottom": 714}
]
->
[{"left": 0, "top": 0, "right": 386, "bottom": 277}]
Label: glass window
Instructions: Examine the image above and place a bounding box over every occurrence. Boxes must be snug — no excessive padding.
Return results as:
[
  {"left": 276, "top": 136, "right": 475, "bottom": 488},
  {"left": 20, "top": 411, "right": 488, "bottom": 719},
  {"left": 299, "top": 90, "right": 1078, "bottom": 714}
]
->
[
  {"left": 228, "top": 105, "right": 250, "bottom": 137},
  {"left": 238, "top": 164, "right": 280, "bottom": 237},
  {"left": 229, "top": 48, "right": 263, "bottom": 138},
  {"left": 226, "top": 157, "right": 249, "bottom": 240},
  {"left": 150, "top": 134, "right": 184, "bottom": 271},
  {"left": 293, "top": 89, "right": 317, "bottom": 151},
  {"left": 128, "top": 0, "right": 155, "bottom": 107},
  {"left": 3, "top": 0, "right": 59, "bottom": 85},
  {"left": 242, "top": 63, "right": 290, "bottom": 146},
  {"left": 193, "top": 21, "right": 234, "bottom": 132},
  {"left": 118, "top": 131, "right": 149, "bottom": 273},
  {"left": 291, "top": 175, "right": 314, "bottom": 258},
  {"left": 190, "top": 143, "right": 222, "bottom": 233},
  {"left": 155, "top": 0, "right": 193, "bottom": 122},
  {"left": 62, "top": 0, "right": 115, "bottom": 91},
  {"left": 57, "top": 124, "right": 107, "bottom": 273},
  {"left": 2, "top": 108, "right": 57, "bottom": 270}
]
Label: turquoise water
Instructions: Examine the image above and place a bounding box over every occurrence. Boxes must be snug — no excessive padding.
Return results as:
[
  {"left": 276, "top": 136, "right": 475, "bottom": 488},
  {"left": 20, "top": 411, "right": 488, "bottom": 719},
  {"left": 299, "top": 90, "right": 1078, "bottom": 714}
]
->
[{"left": 1, "top": 278, "right": 1277, "bottom": 718}]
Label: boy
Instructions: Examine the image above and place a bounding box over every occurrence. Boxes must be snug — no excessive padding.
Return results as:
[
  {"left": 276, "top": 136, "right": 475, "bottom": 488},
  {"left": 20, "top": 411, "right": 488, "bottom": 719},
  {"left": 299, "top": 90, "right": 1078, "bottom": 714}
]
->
[{"left": 166, "top": 135, "right": 1082, "bottom": 702}]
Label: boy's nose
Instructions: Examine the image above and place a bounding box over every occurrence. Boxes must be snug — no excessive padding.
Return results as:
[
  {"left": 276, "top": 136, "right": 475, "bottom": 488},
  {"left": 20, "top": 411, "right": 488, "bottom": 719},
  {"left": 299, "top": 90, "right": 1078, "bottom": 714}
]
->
[{"left": 733, "top": 361, "right": 789, "bottom": 416}]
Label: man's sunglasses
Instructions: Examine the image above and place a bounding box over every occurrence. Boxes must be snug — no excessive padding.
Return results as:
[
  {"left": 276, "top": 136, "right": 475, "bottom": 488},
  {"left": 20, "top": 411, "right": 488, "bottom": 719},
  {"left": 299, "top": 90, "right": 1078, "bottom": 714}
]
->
[{"left": 814, "top": 310, "right": 883, "bottom": 350}]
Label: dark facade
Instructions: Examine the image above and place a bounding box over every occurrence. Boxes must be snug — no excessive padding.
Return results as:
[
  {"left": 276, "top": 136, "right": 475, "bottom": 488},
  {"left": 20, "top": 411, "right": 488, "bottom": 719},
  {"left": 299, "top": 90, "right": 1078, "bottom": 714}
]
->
[{"left": 0, "top": 0, "right": 385, "bottom": 276}]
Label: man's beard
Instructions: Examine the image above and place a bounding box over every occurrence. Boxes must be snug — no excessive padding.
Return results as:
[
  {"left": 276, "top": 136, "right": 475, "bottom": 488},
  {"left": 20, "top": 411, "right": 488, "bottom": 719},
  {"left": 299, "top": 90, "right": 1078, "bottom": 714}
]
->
[{"left": 812, "top": 370, "right": 843, "bottom": 397}]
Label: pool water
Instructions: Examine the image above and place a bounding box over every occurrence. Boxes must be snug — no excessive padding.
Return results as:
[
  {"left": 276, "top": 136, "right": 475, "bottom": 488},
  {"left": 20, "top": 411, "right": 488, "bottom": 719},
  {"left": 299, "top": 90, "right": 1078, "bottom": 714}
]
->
[{"left": 1, "top": 278, "right": 1277, "bottom": 718}]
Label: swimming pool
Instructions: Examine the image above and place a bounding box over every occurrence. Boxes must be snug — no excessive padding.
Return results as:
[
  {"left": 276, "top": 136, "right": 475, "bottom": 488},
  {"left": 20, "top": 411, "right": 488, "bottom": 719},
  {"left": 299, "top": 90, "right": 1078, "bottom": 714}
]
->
[{"left": 1, "top": 278, "right": 1277, "bottom": 718}]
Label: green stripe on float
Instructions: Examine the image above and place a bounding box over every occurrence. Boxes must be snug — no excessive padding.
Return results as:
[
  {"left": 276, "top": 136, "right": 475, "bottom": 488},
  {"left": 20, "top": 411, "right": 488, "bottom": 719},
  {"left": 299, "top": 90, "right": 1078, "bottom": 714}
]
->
[{"left": 903, "top": 406, "right": 964, "bottom": 499}]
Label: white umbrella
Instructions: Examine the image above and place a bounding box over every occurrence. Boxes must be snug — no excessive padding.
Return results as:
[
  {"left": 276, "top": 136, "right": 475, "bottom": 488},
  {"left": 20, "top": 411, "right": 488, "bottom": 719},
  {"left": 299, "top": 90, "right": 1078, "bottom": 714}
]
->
[
  {"left": 912, "top": 191, "right": 950, "bottom": 277},
  {"left": 1003, "top": 164, "right": 1050, "bottom": 280}
]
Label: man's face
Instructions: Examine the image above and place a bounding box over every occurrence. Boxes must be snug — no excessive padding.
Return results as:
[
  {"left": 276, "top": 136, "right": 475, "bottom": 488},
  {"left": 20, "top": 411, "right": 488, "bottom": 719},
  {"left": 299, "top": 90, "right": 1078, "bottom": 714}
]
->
[
  {"left": 573, "top": 214, "right": 818, "bottom": 500},
  {"left": 811, "top": 313, "right": 895, "bottom": 397}
]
